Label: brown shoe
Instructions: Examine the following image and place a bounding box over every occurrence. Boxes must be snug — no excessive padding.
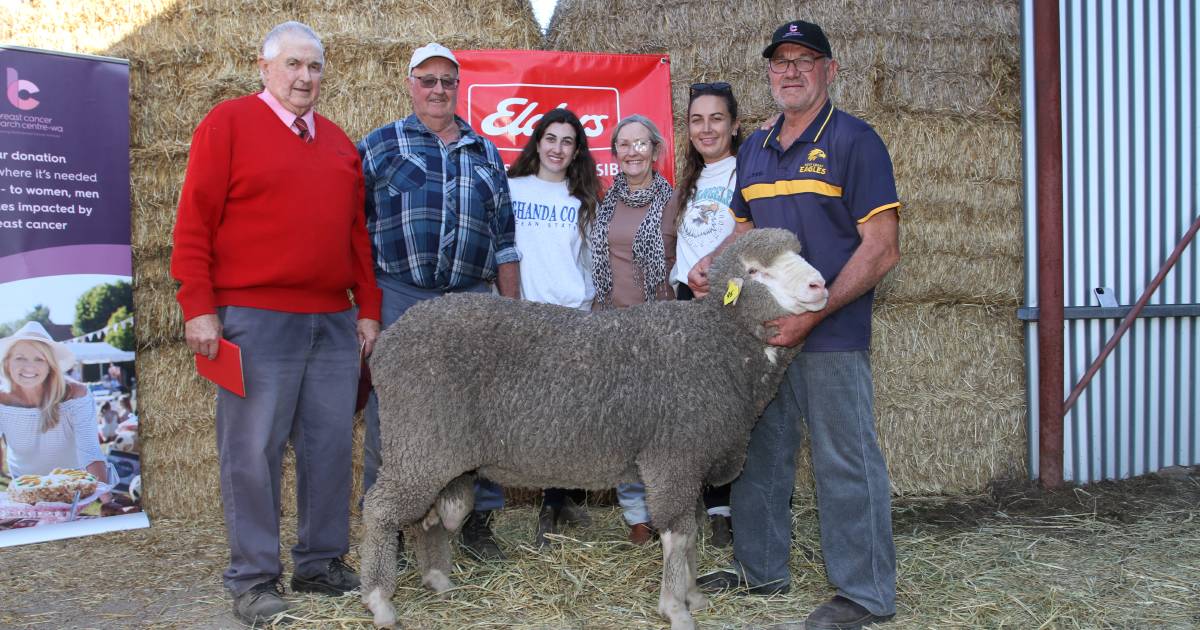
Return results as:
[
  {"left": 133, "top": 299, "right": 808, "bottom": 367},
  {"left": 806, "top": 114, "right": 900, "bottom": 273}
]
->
[{"left": 628, "top": 522, "right": 655, "bottom": 545}]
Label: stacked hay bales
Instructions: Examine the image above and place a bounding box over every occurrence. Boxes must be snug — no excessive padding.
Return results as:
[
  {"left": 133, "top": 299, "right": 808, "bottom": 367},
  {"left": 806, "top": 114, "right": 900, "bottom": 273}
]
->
[
  {"left": 4, "top": 0, "right": 541, "bottom": 520},
  {"left": 548, "top": 0, "right": 1025, "bottom": 494}
]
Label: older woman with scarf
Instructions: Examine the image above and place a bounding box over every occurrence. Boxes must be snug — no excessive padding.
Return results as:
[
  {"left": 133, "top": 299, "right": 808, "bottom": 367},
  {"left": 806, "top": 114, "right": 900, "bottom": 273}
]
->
[{"left": 589, "top": 114, "right": 677, "bottom": 545}]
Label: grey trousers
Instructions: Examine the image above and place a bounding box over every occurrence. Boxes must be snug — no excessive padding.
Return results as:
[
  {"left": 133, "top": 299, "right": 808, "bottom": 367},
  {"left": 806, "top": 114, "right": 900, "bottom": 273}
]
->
[
  {"left": 731, "top": 350, "right": 896, "bottom": 616},
  {"left": 215, "top": 306, "right": 359, "bottom": 596}
]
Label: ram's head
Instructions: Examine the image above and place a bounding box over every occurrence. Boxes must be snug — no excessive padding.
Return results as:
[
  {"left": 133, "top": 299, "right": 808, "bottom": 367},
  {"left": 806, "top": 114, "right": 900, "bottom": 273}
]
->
[{"left": 707, "top": 228, "right": 827, "bottom": 340}]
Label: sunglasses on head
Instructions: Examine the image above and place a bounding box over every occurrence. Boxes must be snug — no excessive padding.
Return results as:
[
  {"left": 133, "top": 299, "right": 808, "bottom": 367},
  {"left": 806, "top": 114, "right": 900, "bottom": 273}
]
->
[
  {"left": 689, "top": 81, "right": 733, "bottom": 96},
  {"left": 411, "top": 74, "right": 460, "bottom": 89}
]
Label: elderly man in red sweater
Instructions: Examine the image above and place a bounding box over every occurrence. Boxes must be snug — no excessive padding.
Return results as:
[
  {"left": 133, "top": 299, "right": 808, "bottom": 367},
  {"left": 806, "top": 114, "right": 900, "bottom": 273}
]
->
[{"left": 170, "top": 20, "right": 381, "bottom": 626}]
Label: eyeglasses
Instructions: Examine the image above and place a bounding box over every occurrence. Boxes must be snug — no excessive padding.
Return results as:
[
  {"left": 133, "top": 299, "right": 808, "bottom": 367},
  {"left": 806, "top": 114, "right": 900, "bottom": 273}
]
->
[
  {"left": 411, "top": 74, "right": 460, "bottom": 89},
  {"left": 768, "top": 56, "right": 824, "bottom": 74},
  {"left": 689, "top": 81, "right": 732, "bottom": 97},
  {"left": 616, "top": 138, "right": 653, "bottom": 154}
]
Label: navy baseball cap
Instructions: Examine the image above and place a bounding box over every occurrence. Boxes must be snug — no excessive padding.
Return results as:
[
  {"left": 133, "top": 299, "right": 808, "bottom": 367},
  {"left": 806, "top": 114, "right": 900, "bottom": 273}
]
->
[{"left": 762, "top": 20, "right": 833, "bottom": 59}]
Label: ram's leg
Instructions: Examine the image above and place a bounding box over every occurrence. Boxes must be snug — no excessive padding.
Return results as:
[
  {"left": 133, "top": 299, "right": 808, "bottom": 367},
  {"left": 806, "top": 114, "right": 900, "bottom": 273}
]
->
[
  {"left": 640, "top": 464, "right": 701, "bottom": 630},
  {"left": 413, "top": 475, "right": 474, "bottom": 594},
  {"left": 684, "top": 523, "right": 705, "bottom": 611},
  {"left": 658, "top": 523, "right": 699, "bottom": 630},
  {"left": 412, "top": 521, "right": 455, "bottom": 593},
  {"left": 361, "top": 476, "right": 425, "bottom": 629}
]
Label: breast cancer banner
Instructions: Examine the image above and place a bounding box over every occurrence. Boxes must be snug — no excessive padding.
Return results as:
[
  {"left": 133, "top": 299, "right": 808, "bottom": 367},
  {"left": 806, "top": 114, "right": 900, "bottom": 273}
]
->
[
  {"left": 0, "top": 46, "right": 147, "bottom": 547},
  {"left": 456, "top": 50, "right": 674, "bottom": 187}
]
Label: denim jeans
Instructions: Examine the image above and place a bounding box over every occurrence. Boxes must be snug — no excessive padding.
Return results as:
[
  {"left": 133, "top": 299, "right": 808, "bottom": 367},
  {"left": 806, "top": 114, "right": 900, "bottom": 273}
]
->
[
  {"left": 361, "top": 276, "right": 503, "bottom": 511},
  {"left": 616, "top": 482, "right": 648, "bottom": 525},
  {"left": 730, "top": 351, "right": 895, "bottom": 616}
]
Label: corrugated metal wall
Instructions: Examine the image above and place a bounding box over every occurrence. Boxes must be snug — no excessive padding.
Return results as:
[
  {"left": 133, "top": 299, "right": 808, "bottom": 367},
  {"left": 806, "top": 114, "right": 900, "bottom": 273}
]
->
[{"left": 1022, "top": 0, "right": 1199, "bottom": 483}]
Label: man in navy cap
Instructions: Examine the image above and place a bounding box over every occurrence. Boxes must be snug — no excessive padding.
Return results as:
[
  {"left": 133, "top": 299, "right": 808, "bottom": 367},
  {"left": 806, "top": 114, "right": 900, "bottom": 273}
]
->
[{"left": 689, "top": 19, "right": 900, "bottom": 630}]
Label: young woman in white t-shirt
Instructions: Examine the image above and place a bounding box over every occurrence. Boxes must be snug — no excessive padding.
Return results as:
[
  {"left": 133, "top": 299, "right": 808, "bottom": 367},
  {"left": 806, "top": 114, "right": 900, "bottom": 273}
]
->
[
  {"left": 669, "top": 82, "right": 745, "bottom": 548},
  {"left": 506, "top": 108, "right": 601, "bottom": 546}
]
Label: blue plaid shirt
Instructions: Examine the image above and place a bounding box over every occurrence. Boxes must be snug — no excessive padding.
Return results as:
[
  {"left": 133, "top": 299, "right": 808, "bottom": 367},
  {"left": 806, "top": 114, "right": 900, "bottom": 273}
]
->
[{"left": 358, "top": 114, "right": 519, "bottom": 290}]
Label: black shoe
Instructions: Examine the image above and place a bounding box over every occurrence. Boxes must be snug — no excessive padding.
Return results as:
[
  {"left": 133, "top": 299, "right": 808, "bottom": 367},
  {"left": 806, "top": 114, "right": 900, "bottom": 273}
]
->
[
  {"left": 461, "top": 510, "right": 507, "bottom": 560},
  {"left": 559, "top": 495, "right": 592, "bottom": 527},
  {"left": 696, "top": 570, "right": 789, "bottom": 596},
  {"left": 708, "top": 514, "right": 732, "bottom": 548},
  {"left": 805, "top": 595, "right": 895, "bottom": 629},
  {"left": 290, "top": 557, "right": 360, "bottom": 596},
  {"left": 534, "top": 503, "right": 561, "bottom": 548},
  {"left": 396, "top": 530, "right": 410, "bottom": 572},
  {"left": 232, "top": 580, "right": 290, "bottom": 626}
]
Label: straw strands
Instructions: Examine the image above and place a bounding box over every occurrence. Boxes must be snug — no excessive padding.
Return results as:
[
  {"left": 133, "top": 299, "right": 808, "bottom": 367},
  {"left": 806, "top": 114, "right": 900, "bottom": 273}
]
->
[{"left": 3, "top": 472, "right": 1198, "bottom": 628}]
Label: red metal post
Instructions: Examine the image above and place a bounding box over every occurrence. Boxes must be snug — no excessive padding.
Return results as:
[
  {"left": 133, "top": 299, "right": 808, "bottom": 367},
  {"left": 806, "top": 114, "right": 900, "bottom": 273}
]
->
[{"left": 1034, "top": 0, "right": 1064, "bottom": 488}]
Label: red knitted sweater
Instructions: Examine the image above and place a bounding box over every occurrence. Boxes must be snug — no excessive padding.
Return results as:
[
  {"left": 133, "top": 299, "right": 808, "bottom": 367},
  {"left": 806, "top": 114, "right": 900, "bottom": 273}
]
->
[{"left": 171, "top": 95, "right": 381, "bottom": 322}]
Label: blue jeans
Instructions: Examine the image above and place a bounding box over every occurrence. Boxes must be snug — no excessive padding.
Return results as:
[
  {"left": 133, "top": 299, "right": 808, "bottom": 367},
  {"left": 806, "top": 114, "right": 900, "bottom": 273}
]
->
[
  {"left": 361, "top": 276, "right": 503, "bottom": 512},
  {"left": 730, "top": 351, "right": 895, "bottom": 616},
  {"left": 617, "top": 482, "right": 648, "bottom": 525}
]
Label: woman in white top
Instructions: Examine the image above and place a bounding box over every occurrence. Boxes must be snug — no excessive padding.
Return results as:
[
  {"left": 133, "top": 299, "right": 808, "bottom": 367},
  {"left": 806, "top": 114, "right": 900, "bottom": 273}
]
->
[
  {"left": 669, "top": 82, "right": 746, "bottom": 548},
  {"left": 506, "top": 108, "right": 600, "bottom": 546},
  {"left": 0, "top": 321, "right": 108, "bottom": 484}
]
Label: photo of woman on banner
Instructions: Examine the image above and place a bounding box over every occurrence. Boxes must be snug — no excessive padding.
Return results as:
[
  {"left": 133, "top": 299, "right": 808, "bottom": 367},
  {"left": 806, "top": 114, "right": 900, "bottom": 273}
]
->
[{"left": 0, "top": 321, "right": 111, "bottom": 488}]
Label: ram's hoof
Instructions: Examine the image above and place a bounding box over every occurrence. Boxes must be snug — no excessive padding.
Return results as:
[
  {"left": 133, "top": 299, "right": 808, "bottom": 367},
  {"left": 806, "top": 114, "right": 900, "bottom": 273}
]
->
[
  {"left": 363, "top": 587, "right": 396, "bottom": 628},
  {"left": 422, "top": 568, "right": 454, "bottom": 594}
]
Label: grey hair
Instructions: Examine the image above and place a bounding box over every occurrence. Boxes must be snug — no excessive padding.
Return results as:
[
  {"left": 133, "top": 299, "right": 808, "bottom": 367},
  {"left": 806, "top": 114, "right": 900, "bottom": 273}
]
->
[
  {"left": 610, "top": 114, "right": 665, "bottom": 155},
  {"left": 261, "top": 21, "right": 324, "bottom": 61}
]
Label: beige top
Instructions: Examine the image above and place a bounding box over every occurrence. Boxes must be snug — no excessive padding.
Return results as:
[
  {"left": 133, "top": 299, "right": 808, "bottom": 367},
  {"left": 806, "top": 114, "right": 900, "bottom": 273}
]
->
[{"left": 601, "top": 196, "right": 679, "bottom": 309}]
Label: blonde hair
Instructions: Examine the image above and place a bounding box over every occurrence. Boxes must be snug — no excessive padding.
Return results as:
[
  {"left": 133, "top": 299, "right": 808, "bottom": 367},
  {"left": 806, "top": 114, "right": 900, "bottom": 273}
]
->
[{"left": 2, "top": 340, "right": 68, "bottom": 433}]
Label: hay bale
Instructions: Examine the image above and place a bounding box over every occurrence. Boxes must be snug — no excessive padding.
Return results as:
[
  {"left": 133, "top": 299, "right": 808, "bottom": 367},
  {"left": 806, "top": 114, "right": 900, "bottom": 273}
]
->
[
  {"left": 0, "top": 0, "right": 175, "bottom": 53},
  {"left": 132, "top": 255, "right": 186, "bottom": 346},
  {"left": 550, "top": 0, "right": 1025, "bottom": 495}
]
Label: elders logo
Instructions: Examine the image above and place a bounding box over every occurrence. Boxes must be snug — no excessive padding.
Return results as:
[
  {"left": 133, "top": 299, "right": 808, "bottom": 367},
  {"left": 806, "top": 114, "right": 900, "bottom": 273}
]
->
[
  {"left": 467, "top": 83, "right": 620, "bottom": 153},
  {"left": 6, "top": 68, "right": 40, "bottom": 111}
]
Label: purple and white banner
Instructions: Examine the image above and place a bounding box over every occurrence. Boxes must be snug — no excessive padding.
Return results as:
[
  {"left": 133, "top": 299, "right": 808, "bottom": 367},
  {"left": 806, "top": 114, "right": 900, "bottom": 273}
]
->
[{"left": 0, "top": 46, "right": 146, "bottom": 546}]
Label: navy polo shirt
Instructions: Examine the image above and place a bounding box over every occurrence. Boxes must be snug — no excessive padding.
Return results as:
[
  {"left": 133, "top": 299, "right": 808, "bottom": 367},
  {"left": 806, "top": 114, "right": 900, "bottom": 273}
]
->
[{"left": 732, "top": 99, "right": 900, "bottom": 352}]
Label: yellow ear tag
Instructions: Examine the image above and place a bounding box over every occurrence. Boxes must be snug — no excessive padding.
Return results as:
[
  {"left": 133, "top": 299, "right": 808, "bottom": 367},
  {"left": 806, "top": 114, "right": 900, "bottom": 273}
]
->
[{"left": 723, "top": 278, "right": 743, "bottom": 306}]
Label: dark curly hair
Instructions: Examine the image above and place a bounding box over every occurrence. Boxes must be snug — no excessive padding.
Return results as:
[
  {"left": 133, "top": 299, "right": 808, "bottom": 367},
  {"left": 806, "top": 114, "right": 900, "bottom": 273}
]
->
[{"left": 507, "top": 108, "right": 600, "bottom": 238}]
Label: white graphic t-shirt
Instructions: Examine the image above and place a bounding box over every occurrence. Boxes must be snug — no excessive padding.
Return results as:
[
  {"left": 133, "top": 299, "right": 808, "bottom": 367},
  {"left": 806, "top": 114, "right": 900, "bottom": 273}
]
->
[
  {"left": 509, "top": 174, "right": 594, "bottom": 310},
  {"left": 671, "top": 155, "right": 737, "bottom": 287}
]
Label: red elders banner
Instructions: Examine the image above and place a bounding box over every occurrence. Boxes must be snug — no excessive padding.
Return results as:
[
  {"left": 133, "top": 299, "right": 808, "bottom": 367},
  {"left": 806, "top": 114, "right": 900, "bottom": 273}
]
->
[{"left": 456, "top": 50, "right": 674, "bottom": 187}]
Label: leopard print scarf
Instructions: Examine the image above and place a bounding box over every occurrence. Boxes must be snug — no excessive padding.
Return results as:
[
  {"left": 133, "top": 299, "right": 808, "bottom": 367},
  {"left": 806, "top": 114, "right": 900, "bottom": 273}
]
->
[{"left": 590, "top": 172, "right": 674, "bottom": 308}]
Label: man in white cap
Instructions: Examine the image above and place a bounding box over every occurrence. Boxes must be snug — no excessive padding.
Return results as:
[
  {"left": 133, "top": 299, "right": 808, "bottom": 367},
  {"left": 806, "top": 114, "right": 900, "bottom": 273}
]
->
[{"left": 358, "top": 42, "right": 519, "bottom": 561}]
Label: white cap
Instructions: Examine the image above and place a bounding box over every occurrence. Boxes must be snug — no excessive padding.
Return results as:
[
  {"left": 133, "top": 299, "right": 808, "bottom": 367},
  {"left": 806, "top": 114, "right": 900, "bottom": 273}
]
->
[{"left": 408, "top": 42, "right": 459, "bottom": 73}]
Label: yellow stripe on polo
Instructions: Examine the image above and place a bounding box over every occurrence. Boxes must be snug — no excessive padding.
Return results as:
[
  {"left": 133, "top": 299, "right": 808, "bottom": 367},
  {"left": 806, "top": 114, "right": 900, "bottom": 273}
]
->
[
  {"left": 857, "top": 202, "right": 901, "bottom": 224},
  {"left": 741, "top": 179, "right": 843, "bottom": 202}
]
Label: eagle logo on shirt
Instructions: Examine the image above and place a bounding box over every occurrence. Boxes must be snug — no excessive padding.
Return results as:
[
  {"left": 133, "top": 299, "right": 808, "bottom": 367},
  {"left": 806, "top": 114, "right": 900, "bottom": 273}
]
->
[
  {"left": 690, "top": 202, "right": 721, "bottom": 227},
  {"left": 807, "top": 148, "right": 826, "bottom": 161}
]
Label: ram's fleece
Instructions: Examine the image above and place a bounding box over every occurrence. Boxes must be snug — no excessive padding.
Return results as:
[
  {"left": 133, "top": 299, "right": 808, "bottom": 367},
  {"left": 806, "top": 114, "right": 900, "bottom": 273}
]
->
[{"left": 361, "top": 228, "right": 828, "bottom": 630}]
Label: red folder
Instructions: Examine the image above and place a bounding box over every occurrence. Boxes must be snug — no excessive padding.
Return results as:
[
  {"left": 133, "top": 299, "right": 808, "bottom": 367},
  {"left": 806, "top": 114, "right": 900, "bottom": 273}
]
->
[{"left": 194, "top": 339, "right": 246, "bottom": 397}]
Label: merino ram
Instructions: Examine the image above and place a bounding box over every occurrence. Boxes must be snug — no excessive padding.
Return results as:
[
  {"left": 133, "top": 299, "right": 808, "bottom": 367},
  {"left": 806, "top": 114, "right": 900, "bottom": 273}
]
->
[{"left": 361, "top": 228, "right": 828, "bottom": 629}]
